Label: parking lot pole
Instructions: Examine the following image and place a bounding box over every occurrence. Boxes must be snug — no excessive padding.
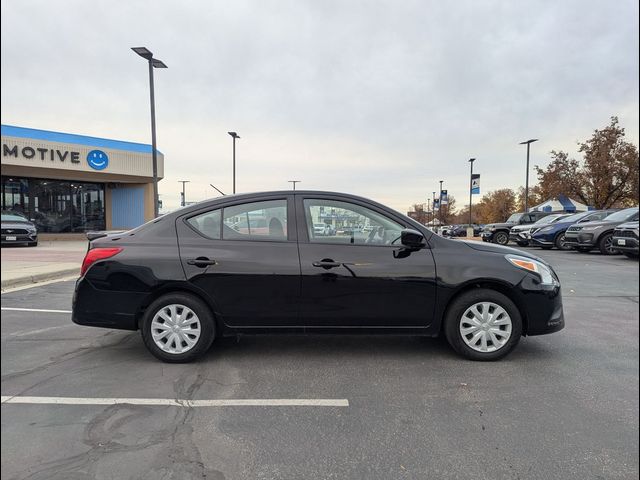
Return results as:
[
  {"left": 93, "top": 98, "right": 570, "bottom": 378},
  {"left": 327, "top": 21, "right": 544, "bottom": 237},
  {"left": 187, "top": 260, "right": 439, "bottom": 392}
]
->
[
  {"left": 228, "top": 132, "right": 240, "bottom": 194},
  {"left": 520, "top": 139, "right": 538, "bottom": 212},
  {"left": 178, "top": 180, "right": 190, "bottom": 207},
  {"left": 468, "top": 158, "right": 475, "bottom": 226},
  {"left": 439, "top": 180, "right": 444, "bottom": 227},
  {"left": 432, "top": 192, "right": 436, "bottom": 227}
]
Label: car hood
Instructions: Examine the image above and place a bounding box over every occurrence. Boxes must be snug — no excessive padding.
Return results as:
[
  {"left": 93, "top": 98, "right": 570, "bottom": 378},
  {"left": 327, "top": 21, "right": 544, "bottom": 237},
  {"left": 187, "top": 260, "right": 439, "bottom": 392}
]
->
[
  {"left": 615, "top": 221, "right": 639, "bottom": 230},
  {"left": 1, "top": 221, "right": 35, "bottom": 229},
  {"left": 460, "top": 240, "right": 545, "bottom": 262},
  {"left": 573, "top": 219, "right": 624, "bottom": 228},
  {"left": 483, "top": 223, "right": 516, "bottom": 230}
]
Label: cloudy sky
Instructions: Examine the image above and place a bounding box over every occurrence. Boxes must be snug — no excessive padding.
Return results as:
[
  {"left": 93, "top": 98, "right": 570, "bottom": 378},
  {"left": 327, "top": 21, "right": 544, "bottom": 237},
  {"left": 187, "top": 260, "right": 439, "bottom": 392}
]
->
[{"left": 1, "top": 0, "right": 638, "bottom": 212}]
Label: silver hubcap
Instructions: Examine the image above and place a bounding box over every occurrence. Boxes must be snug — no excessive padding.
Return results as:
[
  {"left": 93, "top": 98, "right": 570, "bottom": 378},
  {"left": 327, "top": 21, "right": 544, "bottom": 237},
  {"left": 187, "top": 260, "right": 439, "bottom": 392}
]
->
[
  {"left": 151, "top": 304, "right": 201, "bottom": 354},
  {"left": 460, "top": 302, "right": 512, "bottom": 353}
]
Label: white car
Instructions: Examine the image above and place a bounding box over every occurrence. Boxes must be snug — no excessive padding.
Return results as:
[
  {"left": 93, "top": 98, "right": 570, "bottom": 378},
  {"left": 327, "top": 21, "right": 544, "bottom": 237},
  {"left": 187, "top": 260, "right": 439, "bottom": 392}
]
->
[{"left": 313, "top": 223, "right": 330, "bottom": 235}]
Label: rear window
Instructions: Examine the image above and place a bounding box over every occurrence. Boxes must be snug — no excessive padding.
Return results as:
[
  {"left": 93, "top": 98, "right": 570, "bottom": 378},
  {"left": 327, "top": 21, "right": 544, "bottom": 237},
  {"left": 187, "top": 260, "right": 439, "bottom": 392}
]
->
[{"left": 187, "top": 210, "right": 221, "bottom": 239}]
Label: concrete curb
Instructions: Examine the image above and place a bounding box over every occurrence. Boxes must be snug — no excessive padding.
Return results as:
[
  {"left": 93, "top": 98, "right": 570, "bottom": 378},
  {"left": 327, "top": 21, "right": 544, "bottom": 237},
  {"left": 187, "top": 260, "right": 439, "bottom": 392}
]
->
[{"left": 1, "top": 267, "right": 79, "bottom": 291}]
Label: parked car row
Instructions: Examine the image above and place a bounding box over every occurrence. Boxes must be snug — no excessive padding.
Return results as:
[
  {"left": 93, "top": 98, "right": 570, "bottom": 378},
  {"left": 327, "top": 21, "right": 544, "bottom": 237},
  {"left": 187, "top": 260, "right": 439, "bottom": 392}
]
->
[{"left": 481, "top": 207, "right": 639, "bottom": 258}]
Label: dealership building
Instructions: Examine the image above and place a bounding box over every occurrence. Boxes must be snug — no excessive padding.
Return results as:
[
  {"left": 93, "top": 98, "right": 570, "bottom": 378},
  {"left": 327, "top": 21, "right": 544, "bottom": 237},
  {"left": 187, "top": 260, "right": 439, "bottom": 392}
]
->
[{"left": 1, "top": 125, "right": 164, "bottom": 234}]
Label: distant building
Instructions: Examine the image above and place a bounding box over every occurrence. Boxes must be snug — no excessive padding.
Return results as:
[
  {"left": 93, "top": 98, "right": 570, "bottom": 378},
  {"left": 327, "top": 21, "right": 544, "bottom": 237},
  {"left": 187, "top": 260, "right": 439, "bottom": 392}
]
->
[{"left": 1, "top": 124, "right": 164, "bottom": 234}]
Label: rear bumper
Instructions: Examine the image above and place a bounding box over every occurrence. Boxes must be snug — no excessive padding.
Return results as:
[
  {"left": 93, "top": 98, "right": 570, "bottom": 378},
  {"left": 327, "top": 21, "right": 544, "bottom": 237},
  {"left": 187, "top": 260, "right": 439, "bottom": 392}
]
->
[{"left": 72, "top": 277, "right": 140, "bottom": 330}]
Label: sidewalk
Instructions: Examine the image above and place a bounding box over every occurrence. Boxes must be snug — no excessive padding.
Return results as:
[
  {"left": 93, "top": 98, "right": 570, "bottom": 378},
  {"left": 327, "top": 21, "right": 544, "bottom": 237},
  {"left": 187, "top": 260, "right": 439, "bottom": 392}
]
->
[{"left": 1, "top": 240, "right": 87, "bottom": 290}]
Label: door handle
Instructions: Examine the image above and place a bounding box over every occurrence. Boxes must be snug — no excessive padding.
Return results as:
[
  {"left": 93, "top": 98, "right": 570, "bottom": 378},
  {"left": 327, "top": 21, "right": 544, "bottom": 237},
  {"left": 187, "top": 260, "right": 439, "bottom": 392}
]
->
[
  {"left": 312, "top": 259, "right": 341, "bottom": 269},
  {"left": 187, "top": 257, "right": 217, "bottom": 267}
]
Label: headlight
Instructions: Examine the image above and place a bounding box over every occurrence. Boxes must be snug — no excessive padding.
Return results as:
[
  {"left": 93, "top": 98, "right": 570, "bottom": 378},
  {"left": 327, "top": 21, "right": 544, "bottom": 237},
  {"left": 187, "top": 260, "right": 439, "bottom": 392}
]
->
[
  {"left": 506, "top": 254, "right": 557, "bottom": 285},
  {"left": 581, "top": 225, "right": 600, "bottom": 231}
]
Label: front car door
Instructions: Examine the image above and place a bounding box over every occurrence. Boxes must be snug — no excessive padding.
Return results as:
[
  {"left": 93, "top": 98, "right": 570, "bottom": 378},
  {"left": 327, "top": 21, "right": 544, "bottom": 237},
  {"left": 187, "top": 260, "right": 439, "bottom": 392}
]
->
[
  {"left": 176, "top": 194, "right": 301, "bottom": 327},
  {"left": 296, "top": 194, "right": 437, "bottom": 328}
]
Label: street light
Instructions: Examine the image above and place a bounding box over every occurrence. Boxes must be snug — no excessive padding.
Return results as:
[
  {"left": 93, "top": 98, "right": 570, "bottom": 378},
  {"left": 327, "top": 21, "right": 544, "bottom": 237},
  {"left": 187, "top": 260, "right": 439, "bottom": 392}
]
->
[
  {"left": 468, "top": 158, "right": 476, "bottom": 226},
  {"left": 178, "top": 180, "right": 190, "bottom": 207},
  {"left": 131, "top": 47, "right": 167, "bottom": 218},
  {"left": 228, "top": 132, "right": 240, "bottom": 194},
  {"left": 432, "top": 191, "right": 436, "bottom": 227},
  {"left": 288, "top": 180, "right": 301, "bottom": 190},
  {"left": 519, "top": 139, "right": 538, "bottom": 213},
  {"left": 439, "top": 180, "right": 444, "bottom": 227}
]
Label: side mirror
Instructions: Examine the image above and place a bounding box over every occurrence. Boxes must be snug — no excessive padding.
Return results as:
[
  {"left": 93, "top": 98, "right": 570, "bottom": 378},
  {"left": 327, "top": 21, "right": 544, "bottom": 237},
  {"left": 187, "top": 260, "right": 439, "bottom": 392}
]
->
[{"left": 400, "top": 228, "right": 426, "bottom": 249}]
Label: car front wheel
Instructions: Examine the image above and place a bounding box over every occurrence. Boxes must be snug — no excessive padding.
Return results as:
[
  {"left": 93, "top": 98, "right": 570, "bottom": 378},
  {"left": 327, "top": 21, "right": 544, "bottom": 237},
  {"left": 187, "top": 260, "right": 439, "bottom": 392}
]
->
[
  {"left": 140, "top": 293, "right": 215, "bottom": 363},
  {"left": 444, "top": 289, "right": 522, "bottom": 361},
  {"left": 554, "top": 233, "right": 571, "bottom": 250},
  {"left": 598, "top": 233, "right": 617, "bottom": 255},
  {"left": 493, "top": 232, "right": 509, "bottom": 245}
]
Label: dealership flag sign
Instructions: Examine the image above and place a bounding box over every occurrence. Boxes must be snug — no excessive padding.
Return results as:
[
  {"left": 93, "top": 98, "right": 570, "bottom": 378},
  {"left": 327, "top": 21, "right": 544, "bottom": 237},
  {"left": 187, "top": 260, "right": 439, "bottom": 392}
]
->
[
  {"left": 440, "top": 190, "right": 449, "bottom": 206},
  {"left": 471, "top": 174, "right": 480, "bottom": 194}
]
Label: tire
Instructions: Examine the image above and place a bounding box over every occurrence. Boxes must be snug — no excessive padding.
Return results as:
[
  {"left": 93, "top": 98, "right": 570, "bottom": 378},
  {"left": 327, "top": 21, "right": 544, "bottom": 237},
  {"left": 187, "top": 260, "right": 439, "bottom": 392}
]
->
[
  {"left": 598, "top": 233, "right": 617, "bottom": 255},
  {"left": 624, "top": 252, "right": 639, "bottom": 260},
  {"left": 517, "top": 241, "right": 529, "bottom": 247},
  {"left": 554, "top": 233, "right": 570, "bottom": 251},
  {"left": 140, "top": 292, "right": 216, "bottom": 363},
  {"left": 444, "top": 289, "right": 523, "bottom": 361},
  {"left": 493, "top": 231, "right": 509, "bottom": 246}
]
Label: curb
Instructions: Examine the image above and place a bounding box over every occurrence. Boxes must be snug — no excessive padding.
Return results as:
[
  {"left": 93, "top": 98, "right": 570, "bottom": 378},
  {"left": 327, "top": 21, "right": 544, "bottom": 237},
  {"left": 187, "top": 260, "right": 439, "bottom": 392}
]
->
[{"left": 1, "top": 267, "right": 79, "bottom": 291}]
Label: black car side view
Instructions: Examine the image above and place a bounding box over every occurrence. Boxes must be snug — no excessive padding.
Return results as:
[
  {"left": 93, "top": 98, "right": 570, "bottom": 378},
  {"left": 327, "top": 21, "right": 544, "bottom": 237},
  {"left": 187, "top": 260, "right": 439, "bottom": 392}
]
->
[{"left": 73, "top": 191, "right": 564, "bottom": 362}]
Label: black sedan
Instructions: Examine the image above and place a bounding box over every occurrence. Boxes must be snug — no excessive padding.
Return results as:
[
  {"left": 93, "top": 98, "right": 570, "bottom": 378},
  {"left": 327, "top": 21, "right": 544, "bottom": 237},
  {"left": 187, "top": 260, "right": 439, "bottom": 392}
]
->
[
  {"left": 72, "top": 191, "right": 564, "bottom": 362},
  {"left": 1, "top": 211, "right": 38, "bottom": 247}
]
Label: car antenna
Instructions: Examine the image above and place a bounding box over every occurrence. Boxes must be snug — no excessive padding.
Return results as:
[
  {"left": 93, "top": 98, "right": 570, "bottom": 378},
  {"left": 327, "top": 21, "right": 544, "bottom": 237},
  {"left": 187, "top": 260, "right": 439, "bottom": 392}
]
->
[{"left": 210, "top": 184, "right": 226, "bottom": 196}]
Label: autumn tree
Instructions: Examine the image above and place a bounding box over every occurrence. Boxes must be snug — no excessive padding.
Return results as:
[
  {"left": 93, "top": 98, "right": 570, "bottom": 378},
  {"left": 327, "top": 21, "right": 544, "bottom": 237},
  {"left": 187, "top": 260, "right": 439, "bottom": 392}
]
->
[
  {"left": 535, "top": 117, "right": 639, "bottom": 208},
  {"left": 474, "top": 189, "right": 517, "bottom": 224},
  {"left": 436, "top": 195, "right": 457, "bottom": 225},
  {"left": 515, "top": 185, "right": 544, "bottom": 212}
]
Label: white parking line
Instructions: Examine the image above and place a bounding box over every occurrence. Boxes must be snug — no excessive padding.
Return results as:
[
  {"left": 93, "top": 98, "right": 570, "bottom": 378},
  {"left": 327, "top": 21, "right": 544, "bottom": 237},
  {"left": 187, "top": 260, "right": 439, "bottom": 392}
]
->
[
  {"left": 0, "top": 396, "right": 349, "bottom": 407},
  {"left": 1, "top": 307, "right": 72, "bottom": 314},
  {"left": 10, "top": 325, "right": 74, "bottom": 337}
]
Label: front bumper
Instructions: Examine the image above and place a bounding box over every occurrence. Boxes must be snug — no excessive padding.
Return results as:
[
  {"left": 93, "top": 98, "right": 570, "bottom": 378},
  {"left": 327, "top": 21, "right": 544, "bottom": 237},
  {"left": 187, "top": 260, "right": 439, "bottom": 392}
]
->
[
  {"left": 564, "top": 232, "right": 595, "bottom": 248},
  {"left": 529, "top": 234, "right": 555, "bottom": 246},
  {"left": 612, "top": 235, "right": 639, "bottom": 253},
  {"left": 1, "top": 232, "right": 37, "bottom": 245},
  {"left": 516, "top": 274, "right": 565, "bottom": 336},
  {"left": 509, "top": 231, "right": 530, "bottom": 244}
]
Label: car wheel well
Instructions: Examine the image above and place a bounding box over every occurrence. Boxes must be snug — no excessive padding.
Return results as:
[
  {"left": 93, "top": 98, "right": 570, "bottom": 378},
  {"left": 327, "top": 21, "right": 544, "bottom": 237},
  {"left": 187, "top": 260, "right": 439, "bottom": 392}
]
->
[
  {"left": 441, "top": 282, "right": 529, "bottom": 335},
  {"left": 136, "top": 286, "right": 220, "bottom": 331}
]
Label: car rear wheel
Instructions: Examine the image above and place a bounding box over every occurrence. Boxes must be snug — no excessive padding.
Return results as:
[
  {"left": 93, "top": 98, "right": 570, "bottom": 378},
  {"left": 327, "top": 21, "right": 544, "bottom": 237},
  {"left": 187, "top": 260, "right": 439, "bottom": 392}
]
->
[
  {"left": 444, "top": 289, "right": 522, "bottom": 361},
  {"left": 598, "top": 233, "right": 617, "bottom": 255},
  {"left": 140, "top": 293, "right": 215, "bottom": 363},
  {"left": 493, "top": 232, "right": 509, "bottom": 245}
]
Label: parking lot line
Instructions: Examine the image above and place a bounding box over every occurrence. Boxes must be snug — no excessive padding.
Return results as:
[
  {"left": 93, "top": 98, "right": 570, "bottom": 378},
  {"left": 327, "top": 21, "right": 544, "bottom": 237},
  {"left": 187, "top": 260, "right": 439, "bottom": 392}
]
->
[
  {"left": 0, "top": 396, "right": 350, "bottom": 407},
  {"left": 1, "top": 307, "right": 72, "bottom": 314}
]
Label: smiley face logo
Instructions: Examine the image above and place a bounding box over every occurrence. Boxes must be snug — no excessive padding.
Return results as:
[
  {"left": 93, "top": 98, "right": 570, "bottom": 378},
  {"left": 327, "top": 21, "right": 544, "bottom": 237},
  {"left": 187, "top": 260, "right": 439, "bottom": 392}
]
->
[{"left": 87, "top": 150, "right": 109, "bottom": 170}]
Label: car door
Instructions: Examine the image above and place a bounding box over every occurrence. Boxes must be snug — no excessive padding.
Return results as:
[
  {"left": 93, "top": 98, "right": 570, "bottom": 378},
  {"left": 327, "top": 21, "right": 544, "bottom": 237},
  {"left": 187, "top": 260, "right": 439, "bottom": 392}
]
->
[
  {"left": 296, "top": 194, "right": 437, "bottom": 328},
  {"left": 176, "top": 195, "right": 301, "bottom": 327}
]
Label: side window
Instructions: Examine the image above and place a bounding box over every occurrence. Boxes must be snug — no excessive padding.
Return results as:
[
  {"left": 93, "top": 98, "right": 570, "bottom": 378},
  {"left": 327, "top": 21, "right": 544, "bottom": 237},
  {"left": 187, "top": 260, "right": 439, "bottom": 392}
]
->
[
  {"left": 187, "top": 209, "right": 221, "bottom": 239},
  {"left": 303, "top": 199, "right": 403, "bottom": 246},
  {"left": 222, "top": 199, "right": 288, "bottom": 241}
]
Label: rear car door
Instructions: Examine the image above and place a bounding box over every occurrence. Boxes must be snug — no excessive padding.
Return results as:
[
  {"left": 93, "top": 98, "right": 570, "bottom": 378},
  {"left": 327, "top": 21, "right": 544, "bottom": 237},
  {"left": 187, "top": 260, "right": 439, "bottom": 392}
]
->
[
  {"left": 176, "top": 195, "right": 301, "bottom": 327},
  {"left": 296, "top": 194, "right": 437, "bottom": 328}
]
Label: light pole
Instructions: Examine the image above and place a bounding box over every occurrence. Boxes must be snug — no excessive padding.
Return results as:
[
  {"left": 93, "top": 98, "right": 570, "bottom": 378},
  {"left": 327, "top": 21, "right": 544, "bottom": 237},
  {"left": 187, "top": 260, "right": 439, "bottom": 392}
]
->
[
  {"left": 228, "top": 132, "right": 240, "bottom": 194},
  {"left": 178, "top": 180, "right": 190, "bottom": 206},
  {"left": 439, "top": 180, "right": 444, "bottom": 226},
  {"left": 131, "top": 47, "right": 167, "bottom": 218},
  {"left": 432, "top": 191, "right": 436, "bottom": 227},
  {"left": 288, "top": 180, "right": 301, "bottom": 190},
  {"left": 468, "top": 158, "right": 476, "bottom": 226},
  {"left": 427, "top": 198, "right": 431, "bottom": 226},
  {"left": 519, "top": 139, "right": 538, "bottom": 212}
]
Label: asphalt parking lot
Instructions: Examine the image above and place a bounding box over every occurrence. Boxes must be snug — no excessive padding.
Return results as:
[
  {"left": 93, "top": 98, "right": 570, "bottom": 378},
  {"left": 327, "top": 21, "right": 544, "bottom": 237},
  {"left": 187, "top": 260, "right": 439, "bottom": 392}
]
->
[{"left": 1, "top": 249, "right": 638, "bottom": 480}]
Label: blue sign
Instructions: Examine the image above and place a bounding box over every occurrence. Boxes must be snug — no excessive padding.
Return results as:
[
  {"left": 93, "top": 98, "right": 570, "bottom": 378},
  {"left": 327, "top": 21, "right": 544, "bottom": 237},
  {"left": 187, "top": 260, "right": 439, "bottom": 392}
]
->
[
  {"left": 471, "top": 174, "right": 480, "bottom": 194},
  {"left": 87, "top": 150, "right": 109, "bottom": 170},
  {"left": 440, "top": 189, "right": 449, "bottom": 206}
]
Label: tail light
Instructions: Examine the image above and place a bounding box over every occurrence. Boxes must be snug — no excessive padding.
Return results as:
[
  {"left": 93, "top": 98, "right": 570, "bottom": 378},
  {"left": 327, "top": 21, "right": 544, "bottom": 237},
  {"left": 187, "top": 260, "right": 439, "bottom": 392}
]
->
[{"left": 80, "top": 247, "right": 123, "bottom": 276}]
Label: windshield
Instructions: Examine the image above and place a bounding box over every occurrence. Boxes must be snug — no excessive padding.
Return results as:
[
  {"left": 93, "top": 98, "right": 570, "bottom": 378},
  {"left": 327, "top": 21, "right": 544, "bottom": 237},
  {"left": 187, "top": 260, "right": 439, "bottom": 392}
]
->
[
  {"left": 1, "top": 213, "right": 27, "bottom": 222},
  {"left": 604, "top": 208, "right": 639, "bottom": 222},
  {"left": 559, "top": 211, "right": 592, "bottom": 224},
  {"left": 505, "top": 213, "right": 523, "bottom": 223}
]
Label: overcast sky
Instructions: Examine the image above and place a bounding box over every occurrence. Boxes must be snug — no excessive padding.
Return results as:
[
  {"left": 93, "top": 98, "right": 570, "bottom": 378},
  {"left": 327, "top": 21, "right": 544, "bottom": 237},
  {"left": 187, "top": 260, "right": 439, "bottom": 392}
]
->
[{"left": 1, "top": 0, "right": 638, "bottom": 212}]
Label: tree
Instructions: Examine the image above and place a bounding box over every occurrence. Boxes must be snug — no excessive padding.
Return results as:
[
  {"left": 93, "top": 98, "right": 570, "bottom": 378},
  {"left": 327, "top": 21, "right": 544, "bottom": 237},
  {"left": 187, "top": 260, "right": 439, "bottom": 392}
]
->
[
  {"left": 515, "top": 185, "right": 544, "bottom": 212},
  {"left": 535, "top": 117, "right": 639, "bottom": 208},
  {"left": 436, "top": 195, "right": 457, "bottom": 225},
  {"left": 474, "top": 189, "right": 517, "bottom": 224}
]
